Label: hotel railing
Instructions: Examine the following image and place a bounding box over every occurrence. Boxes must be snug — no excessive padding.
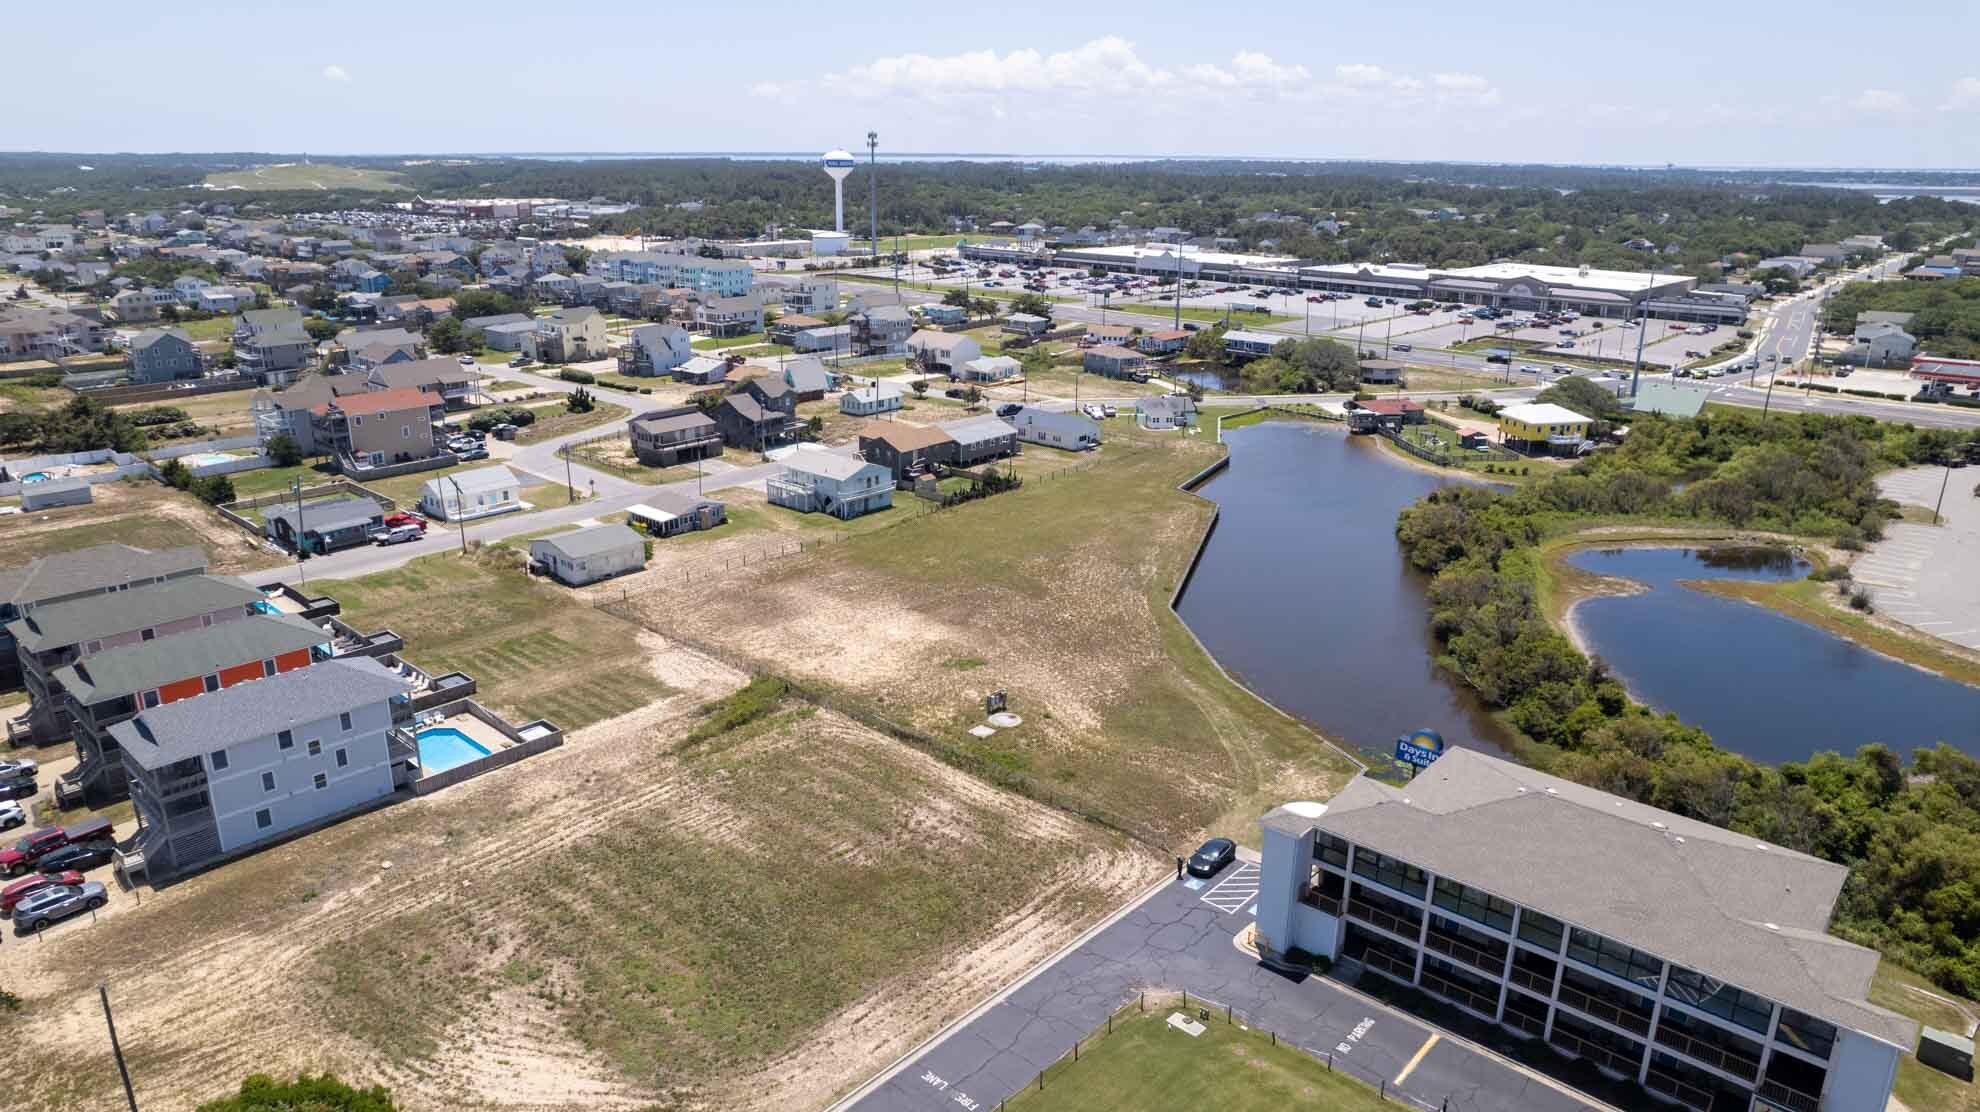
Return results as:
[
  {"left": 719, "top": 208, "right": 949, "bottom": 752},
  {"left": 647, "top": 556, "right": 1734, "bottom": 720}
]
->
[
  {"left": 1359, "top": 947, "right": 1417, "bottom": 985},
  {"left": 1645, "top": 1068, "right": 1716, "bottom": 1112},
  {"left": 1423, "top": 929, "right": 1506, "bottom": 977},
  {"left": 1298, "top": 887, "right": 1342, "bottom": 916},
  {"left": 1547, "top": 1027, "right": 1641, "bottom": 1076},
  {"left": 1501, "top": 1007, "right": 1546, "bottom": 1038},
  {"left": 1556, "top": 982, "right": 1652, "bottom": 1037},
  {"left": 1758, "top": 1079, "right": 1821, "bottom": 1112},
  {"left": 1655, "top": 1023, "right": 1760, "bottom": 1082},
  {"left": 1419, "top": 968, "right": 1499, "bottom": 1018},
  {"left": 1346, "top": 899, "right": 1421, "bottom": 941},
  {"left": 1508, "top": 965, "right": 1556, "bottom": 997}
]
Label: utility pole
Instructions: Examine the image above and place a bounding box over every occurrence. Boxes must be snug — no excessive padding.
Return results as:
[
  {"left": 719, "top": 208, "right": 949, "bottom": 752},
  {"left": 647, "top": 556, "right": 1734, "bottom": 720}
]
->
[
  {"left": 100, "top": 985, "right": 140, "bottom": 1112},
  {"left": 1629, "top": 264, "right": 1659, "bottom": 398},
  {"left": 562, "top": 443, "right": 574, "bottom": 503},
  {"left": 1933, "top": 459, "right": 1953, "bottom": 525},
  {"left": 1173, "top": 250, "right": 1183, "bottom": 332},
  {"left": 290, "top": 477, "right": 307, "bottom": 585},
  {"left": 866, "top": 131, "right": 879, "bottom": 266},
  {"left": 445, "top": 476, "right": 468, "bottom": 554}
]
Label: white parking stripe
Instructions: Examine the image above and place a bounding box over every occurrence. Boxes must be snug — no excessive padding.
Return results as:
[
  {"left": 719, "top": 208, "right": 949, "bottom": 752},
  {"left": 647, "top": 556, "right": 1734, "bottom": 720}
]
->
[{"left": 1199, "top": 862, "right": 1261, "bottom": 915}]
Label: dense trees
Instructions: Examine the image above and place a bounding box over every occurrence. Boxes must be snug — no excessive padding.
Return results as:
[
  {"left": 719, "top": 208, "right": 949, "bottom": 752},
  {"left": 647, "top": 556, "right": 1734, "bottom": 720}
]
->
[
  {"left": 425, "top": 316, "right": 468, "bottom": 354},
  {"left": 1235, "top": 337, "right": 1361, "bottom": 394},
  {"left": 1395, "top": 409, "right": 1980, "bottom": 992},
  {"left": 1821, "top": 276, "right": 1980, "bottom": 359}
]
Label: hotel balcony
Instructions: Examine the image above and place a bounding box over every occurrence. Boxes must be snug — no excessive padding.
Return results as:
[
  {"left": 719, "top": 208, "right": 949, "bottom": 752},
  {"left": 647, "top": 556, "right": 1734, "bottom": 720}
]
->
[
  {"left": 1653, "top": 1024, "right": 1761, "bottom": 1084},
  {"left": 1547, "top": 1026, "right": 1642, "bottom": 1077},
  {"left": 1345, "top": 897, "right": 1422, "bottom": 942},
  {"left": 1423, "top": 926, "right": 1507, "bottom": 978},
  {"left": 1555, "top": 982, "right": 1652, "bottom": 1038}
]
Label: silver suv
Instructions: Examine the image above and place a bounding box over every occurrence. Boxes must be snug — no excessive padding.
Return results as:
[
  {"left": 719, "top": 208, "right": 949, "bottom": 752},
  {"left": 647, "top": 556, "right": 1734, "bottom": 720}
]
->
[{"left": 13, "top": 881, "right": 107, "bottom": 932}]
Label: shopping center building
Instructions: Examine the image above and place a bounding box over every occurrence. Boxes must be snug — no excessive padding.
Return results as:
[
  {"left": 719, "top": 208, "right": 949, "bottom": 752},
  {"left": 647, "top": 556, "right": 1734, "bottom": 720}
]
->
[{"left": 1256, "top": 748, "right": 1916, "bottom": 1112}]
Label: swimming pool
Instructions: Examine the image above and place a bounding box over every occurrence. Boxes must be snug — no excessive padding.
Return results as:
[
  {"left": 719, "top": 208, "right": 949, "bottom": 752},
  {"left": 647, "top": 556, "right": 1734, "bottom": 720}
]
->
[
  {"left": 183, "top": 452, "right": 238, "bottom": 467},
  {"left": 416, "top": 727, "right": 492, "bottom": 774},
  {"left": 21, "top": 472, "right": 51, "bottom": 483}
]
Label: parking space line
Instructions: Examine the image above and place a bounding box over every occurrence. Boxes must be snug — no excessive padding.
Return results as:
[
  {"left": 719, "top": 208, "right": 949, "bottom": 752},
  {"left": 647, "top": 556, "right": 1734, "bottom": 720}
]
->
[
  {"left": 1199, "top": 862, "right": 1261, "bottom": 914},
  {"left": 1394, "top": 1033, "right": 1440, "bottom": 1086}
]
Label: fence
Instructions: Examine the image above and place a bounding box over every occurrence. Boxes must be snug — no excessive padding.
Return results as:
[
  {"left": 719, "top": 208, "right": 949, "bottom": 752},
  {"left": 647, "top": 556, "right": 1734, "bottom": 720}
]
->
[
  {"left": 996, "top": 990, "right": 1438, "bottom": 1111},
  {"left": 215, "top": 478, "right": 397, "bottom": 535},
  {"left": 77, "top": 376, "right": 258, "bottom": 406}
]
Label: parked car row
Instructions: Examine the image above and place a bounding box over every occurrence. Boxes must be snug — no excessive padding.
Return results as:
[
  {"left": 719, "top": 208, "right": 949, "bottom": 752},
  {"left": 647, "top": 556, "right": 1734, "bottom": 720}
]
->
[
  {"left": 0, "top": 758, "right": 39, "bottom": 802},
  {"left": 0, "top": 816, "right": 119, "bottom": 932}
]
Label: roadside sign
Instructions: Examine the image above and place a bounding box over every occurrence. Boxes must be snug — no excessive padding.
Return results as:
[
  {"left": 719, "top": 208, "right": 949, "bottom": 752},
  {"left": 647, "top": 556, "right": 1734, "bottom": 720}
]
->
[{"left": 1394, "top": 728, "right": 1445, "bottom": 769}]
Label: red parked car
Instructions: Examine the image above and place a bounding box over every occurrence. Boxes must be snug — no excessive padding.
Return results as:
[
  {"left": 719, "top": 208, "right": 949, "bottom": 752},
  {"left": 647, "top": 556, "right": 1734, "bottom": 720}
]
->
[
  {"left": 382, "top": 512, "right": 426, "bottom": 531},
  {"left": 0, "top": 869, "right": 85, "bottom": 913},
  {"left": 0, "top": 817, "right": 113, "bottom": 876}
]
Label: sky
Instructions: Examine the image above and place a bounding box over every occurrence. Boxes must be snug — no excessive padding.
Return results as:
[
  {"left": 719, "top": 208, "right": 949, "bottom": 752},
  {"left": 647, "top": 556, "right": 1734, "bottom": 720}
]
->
[{"left": 17, "top": 0, "right": 1980, "bottom": 168}]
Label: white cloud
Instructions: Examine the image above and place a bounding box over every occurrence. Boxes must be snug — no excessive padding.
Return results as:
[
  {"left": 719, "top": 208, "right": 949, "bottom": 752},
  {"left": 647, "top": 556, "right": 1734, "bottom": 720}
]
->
[
  {"left": 1230, "top": 51, "right": 1311, "bottom": 87},
  {"left": 1334, "top": 63, "right": 1396, "bottom": 87},
  {"left": 826, "top": 37, "right": 1175, "bottom": 97},
  {"left": 321, "top": 64, "right": 349, "bottom": 82},
  {"left": 1941, "top": 76, "right": 1980, "bottom": 111},
  {"left": 1852, "top": 88, "right": 1909, "bottom": 114},
  {"left": 1431, "top": 72, "right": 1500, "bottom": 105}
]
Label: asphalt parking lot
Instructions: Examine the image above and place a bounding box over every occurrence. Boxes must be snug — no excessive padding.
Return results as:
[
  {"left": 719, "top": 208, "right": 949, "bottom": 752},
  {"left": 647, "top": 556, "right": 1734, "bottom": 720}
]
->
[
  {"left": 838, "top": 866, "right": 1599, "bottom": 1112},
  {"left": 1859, "top": 465, "right": 1980, "bottom": 652}
]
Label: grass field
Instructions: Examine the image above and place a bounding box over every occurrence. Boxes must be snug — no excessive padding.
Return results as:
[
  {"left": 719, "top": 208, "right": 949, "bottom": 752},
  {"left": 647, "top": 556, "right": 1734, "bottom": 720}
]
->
[
  {"left": 113, "top": 386, "right": 260, "bottom": 436},
  {"left": 311, "top": 552, "right": 665, "bottom": 732},
  {"left": 1868, "top": 963, "right": 1980, "bottom": 1112},
  {"left": 1113, "top": 302, "right": 1295, "bottom": 326},
  {"left": 512, "top": 398, "right": 631, "bottom": 444},
  {"left": 170, "top": 315, "right": 237, "bottom": 342},
  {"left": 204, "top": 163, "right": 409, "bottom": 191},
  {"left": 1006, "top": 1006, "right": 1390, "bottom": 1112},
  {"left": 0, "top": 479, "right": 284, "bottom": 574},
  {"left": 628, "top": 424, "right": 1361, "bottom": 846}
]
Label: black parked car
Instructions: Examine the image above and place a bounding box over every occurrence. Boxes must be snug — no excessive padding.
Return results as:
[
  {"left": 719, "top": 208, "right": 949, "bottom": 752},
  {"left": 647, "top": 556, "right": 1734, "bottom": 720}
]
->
[
  {"left": 36, "top": 840, "right": 113, "bottom": 873},
  {"left": 0, "top": 777, "right": 36, "bottom": 802},
  {"left": 1187, "top": 837, "right": 1236, "bottom": 878},
  {"left": 995, "top": 403, "right": 1024, "bottom": 418}
]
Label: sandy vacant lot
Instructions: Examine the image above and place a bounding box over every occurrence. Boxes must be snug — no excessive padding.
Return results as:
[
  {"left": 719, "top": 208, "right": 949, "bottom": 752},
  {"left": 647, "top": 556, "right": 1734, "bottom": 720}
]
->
[{"left": 3, "top": 623, "right": 1153, "bottom": 1112}]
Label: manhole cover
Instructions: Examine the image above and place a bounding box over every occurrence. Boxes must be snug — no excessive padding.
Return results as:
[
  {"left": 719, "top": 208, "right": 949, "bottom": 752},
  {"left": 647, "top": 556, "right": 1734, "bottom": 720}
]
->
[{"left": 987, "top": 712, "right": 1022, "bottom": 729}]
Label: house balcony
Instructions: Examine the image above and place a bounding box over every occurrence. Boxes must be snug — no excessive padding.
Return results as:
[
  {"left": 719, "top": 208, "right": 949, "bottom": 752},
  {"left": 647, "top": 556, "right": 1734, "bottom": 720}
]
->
[{"left": 1653, "top": 1024, "right": 1760, "bottom": 1083}]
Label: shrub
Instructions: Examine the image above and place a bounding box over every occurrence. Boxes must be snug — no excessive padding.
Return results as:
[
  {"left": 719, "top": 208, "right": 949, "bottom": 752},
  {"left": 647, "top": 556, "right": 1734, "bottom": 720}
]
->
[
  {"left": 1836, "top": 529, "right": 1866, "bottom": 552},
  {"left": 558, "top": 368, "right": 595, "bottom": 385},
  {"left": 1848, "top": 587, "right": 1874, "bottom": 612},
  {"left": 266, "top": 433, "right": 304, "bottom": 467},
  {"left": 197, "top": 1072, "right": 398, "bottom": 1112}
]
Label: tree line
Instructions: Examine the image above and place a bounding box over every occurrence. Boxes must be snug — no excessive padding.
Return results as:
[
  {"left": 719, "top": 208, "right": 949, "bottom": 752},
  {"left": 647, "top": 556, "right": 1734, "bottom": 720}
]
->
[{"left": 1393, "top": 408, "right": 1980, "bottom": 993}]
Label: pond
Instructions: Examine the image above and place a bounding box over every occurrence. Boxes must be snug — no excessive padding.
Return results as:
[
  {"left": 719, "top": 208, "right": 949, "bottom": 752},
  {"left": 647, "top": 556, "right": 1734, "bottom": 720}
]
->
[
  {"left": 1566, "top": 546, "right": 1980, "bottom": 763},
  {"left": 1175, "top": 421, "right": 1515, "bottom": 763}
]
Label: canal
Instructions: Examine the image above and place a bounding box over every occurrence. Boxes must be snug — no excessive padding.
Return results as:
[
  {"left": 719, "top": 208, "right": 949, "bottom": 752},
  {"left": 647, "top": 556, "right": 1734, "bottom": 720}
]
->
[
  {"left": 1567, "top": 546, "right": 1980, "bottom": 763},
  {"left": 1175, "top": 420, "right": 1516, "bottom": 763}
]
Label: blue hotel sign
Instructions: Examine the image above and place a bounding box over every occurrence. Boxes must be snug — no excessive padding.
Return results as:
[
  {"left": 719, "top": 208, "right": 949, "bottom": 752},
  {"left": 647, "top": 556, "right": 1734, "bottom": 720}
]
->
[{"left": 1394, "top": 728, "right": 1446, "bottom": 769}]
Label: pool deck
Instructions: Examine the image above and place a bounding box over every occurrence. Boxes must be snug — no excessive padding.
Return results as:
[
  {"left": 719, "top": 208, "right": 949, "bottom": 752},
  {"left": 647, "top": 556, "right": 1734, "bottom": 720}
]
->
[{"left": 421, "top": 711, "right": 513, "bottom": 757}]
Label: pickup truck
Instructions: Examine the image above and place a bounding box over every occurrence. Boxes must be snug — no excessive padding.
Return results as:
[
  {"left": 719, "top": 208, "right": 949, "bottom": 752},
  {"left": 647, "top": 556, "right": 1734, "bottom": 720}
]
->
[{"left": 0, "top": 817, "right": 114, "bottom": 877}]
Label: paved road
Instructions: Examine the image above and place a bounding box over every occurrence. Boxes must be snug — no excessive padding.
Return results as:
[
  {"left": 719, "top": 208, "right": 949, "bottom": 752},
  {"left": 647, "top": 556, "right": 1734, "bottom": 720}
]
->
[
  {"left": 1857, "top": 465, "right": 1980, "bottom": 652},
  {"left": 837, "top": 870, "right": 1598, "bottom": 1112}
]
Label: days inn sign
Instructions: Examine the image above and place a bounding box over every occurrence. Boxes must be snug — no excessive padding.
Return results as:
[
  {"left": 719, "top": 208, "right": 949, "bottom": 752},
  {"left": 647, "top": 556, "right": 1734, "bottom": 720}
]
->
[{"left": 1394, "top": 728, "right": 1446, "bottom": 769}]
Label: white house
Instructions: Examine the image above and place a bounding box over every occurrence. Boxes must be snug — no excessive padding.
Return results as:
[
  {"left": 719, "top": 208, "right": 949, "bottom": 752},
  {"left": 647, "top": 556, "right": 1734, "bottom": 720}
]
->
[
  {"left": 622, "top": 323, "right": 693, "bottom": 377},
  {"left": 840, "top": 381, "right": 905, "bottom": 416},
  {"left": 417, "top": 465, "right": 521, "bottom": 522},
  {"left": 766, "top": 446, "right": 893, "bottom": 520},
  {"left": 785, "top": 276, "right": 838, "bottom": 315},
  {"left": 1136, "top": 395, "right": 1197, "bottom": 431},
  {"left": 1011, "top": 407, "right": 1101, "bottom": 451},
  {"left": 906, "top": 330, "right": 982, "bottom": 376},
  {"left": 171, "top": 275, "right": 212, "bottom": 304},
  {"left": 530, "top": 524, "right": 647, "bottom": 586},
  {"left": 958, "top": 355, "right": 1020, "bottom": 383}
]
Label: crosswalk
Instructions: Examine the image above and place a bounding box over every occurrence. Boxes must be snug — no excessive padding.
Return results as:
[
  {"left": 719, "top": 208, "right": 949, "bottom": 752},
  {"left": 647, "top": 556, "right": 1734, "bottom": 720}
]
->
[{"left": 1199, "top": 861, "right": 1260, "bottom": 915}]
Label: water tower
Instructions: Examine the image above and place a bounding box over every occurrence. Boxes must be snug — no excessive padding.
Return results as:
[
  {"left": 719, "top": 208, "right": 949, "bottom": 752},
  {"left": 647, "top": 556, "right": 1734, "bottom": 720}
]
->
[{"left": 821, "top": 149, "right": 856, "bottom": 233}]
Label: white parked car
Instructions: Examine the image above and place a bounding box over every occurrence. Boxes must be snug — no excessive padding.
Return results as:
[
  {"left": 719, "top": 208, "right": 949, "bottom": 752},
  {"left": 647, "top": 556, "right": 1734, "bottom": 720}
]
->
[
  {"left": 0, "top": 801, "right": 25, "bottom": 831},
  {"left": 0, "top": 759, "right": 37, "bottom": 781}
]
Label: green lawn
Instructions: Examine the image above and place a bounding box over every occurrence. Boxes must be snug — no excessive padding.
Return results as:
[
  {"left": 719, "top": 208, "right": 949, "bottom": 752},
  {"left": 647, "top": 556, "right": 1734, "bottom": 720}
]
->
[
  {"left": 308, "top": 552, "right": 667, "bottom": 732},
  {"left": 1867, "top": 963, "right": 1980, "bottom": 1112},
  {"left": 691, "top": 331, "right": 768, "bottom": 350},
  {"left": 512, "top": 398, "right": 632, "bottom": 445},
  {"left": 170, "top": 315, "right": 236, "bottom": 342},
  {"left": 1113, "top": 302, "right": 1294, "bottom": 326},
  {"left": 1006, "top": 1007, "right": 1393, "bottom": 1112}
]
